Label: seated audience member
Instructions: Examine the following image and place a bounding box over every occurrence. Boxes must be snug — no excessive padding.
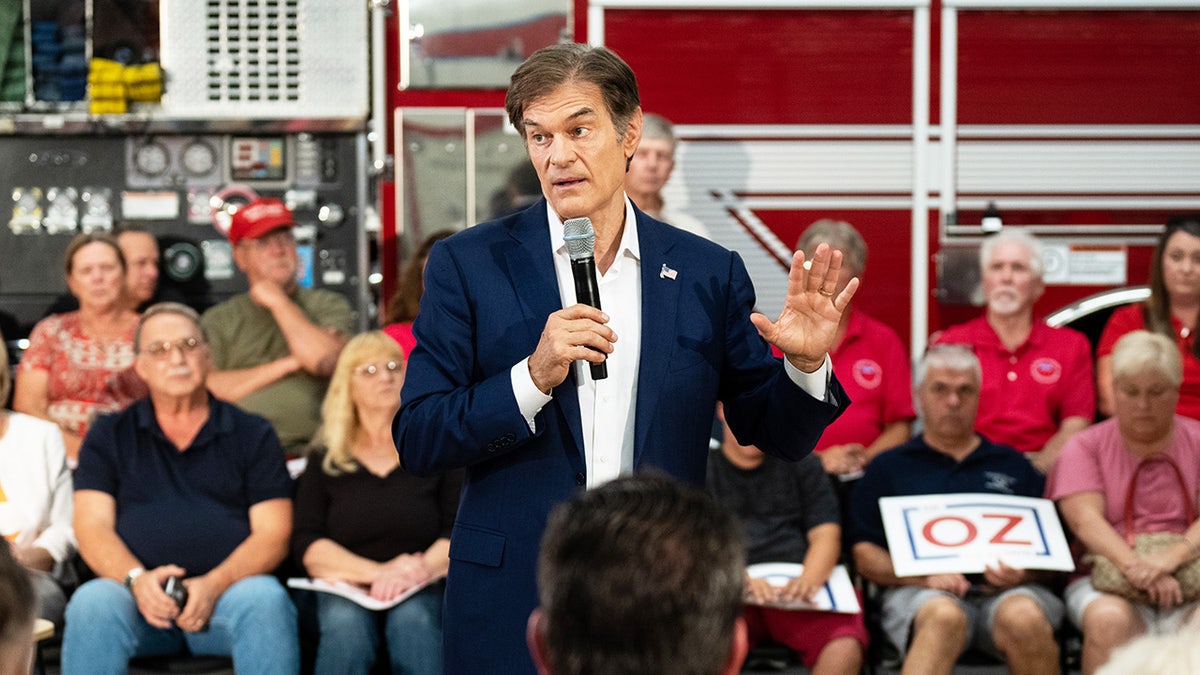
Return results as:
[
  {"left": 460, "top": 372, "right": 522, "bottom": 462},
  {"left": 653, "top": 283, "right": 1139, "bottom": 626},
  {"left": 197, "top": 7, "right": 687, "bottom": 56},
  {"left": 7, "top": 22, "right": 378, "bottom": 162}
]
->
[
  {"left": 1048, "top": 330, "right": 1200, "bottom": 675},
  {"left": 0, "top": 335, "right": 75, "bottom": 628},
  {"left": 795, "top": 220, "right": 914, "bottom": 477},
  {"left": 14, "top": 232, "right": 147, "bottom": 463},
  {"left": 488, "top": 162, "right": 542, "bottom": 219},
  {"left": 851, "top": 344, "right": 1063, "bottom": 675},
  {"left": 293, "top": 331, "right": 463, "bottom": 675},
  {"left": 1096, "top": 214, "right": 1200, "bottom": 420},
  {"left": 623, "top": 113, "right": 711, "bottom": 239},
  {"left": 933, "top": 229, "right": 1093, "bottom": 472},
  {"left": 707, "top": 404, "right": 867, "bottom": 674},
  {"left": 201, "top": 197, "right": 353, "bottom": 456},
  {"left": 1096, "top": 630, "right": 1200, "bottom": 675},
  {"left": 381, "top": 230, "right": 454, "bottom": 357},
  {"left": 62, "top": 302, "right": 298, "bottom": 674},
  {"left": 44, "top": 223, "right": 173, "bottom": 315},
  {"left": 0, "top": 539, "right": 36, "bottom": 675},
  {"left": 528, "top": 473, "right": 748, "bottom": 675}
]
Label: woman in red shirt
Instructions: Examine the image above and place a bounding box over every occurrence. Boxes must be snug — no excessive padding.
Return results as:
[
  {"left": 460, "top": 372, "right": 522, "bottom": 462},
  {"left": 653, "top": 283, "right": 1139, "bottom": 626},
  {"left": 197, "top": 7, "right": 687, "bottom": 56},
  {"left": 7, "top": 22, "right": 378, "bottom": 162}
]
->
[{"left": 1097, "top": 215, "right": 1200, "bottom": 420}]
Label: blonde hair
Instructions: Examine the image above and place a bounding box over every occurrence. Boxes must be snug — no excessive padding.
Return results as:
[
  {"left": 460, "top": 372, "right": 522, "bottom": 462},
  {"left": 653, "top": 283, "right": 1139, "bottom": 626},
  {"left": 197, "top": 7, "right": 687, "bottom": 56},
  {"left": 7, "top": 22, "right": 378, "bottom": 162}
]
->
[
  {"left": 1097, "top": 631, "right": 1200, "bottom": 675},
  {"left": 316, "top": 331, "right": 405, "bottom": 475},
  {"left": 1111, "top": 329, "right": 1183, "bottom": 388}
]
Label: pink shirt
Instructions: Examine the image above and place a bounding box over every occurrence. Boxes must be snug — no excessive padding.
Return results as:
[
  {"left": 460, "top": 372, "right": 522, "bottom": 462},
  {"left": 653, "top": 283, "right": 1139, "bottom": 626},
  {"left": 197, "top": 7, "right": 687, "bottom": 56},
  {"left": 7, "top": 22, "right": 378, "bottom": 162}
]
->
[
  {"left": 1098, "top": 304, "right": 1200, "bottom": 421},
  {"left": 18, "top": 312, "right": 147, "bottom": 438},
  {"left": 816, "top": 310, "right": 914, "bottom": 451},
  {"left": 1047, "top": 416, "right": 1200, "bottom": 537},
  {"left": 935, "top": 317, "right": 1095, "bottom": 453}
]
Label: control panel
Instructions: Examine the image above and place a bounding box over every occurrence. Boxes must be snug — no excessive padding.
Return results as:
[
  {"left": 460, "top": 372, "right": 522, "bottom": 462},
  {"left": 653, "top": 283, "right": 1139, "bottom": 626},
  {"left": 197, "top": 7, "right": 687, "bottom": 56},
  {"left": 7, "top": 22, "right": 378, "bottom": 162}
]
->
[{"left": 0, "top": 132, "right": 367, "bottom": 340}]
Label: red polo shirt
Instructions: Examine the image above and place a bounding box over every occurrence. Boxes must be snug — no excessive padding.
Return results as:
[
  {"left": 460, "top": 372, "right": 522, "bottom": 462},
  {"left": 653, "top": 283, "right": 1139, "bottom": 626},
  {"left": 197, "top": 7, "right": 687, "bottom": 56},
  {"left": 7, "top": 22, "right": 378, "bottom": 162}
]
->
[
  {"left": 1098, "top": 304, "right": 1200, "bottom": 421},
  {"left": 816, "top": 310, "right": 915, "bottom": 451},
  {"left": 935, "top": 317, "right": 1094, "bottom": 453}
]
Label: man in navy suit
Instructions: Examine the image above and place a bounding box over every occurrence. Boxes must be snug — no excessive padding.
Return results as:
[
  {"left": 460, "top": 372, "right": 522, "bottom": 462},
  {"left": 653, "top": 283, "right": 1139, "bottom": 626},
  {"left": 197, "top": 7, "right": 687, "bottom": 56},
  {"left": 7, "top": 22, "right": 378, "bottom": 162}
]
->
[{"left": 394, "top": 43, "right": 859, "bottom": 675}]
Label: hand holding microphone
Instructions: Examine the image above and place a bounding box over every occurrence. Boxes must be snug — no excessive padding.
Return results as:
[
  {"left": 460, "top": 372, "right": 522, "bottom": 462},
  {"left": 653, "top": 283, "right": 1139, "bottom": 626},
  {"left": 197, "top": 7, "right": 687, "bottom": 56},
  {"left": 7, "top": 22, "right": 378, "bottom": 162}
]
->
[{"left": 526, "top": 217, "right": 615, "bottom": 392}]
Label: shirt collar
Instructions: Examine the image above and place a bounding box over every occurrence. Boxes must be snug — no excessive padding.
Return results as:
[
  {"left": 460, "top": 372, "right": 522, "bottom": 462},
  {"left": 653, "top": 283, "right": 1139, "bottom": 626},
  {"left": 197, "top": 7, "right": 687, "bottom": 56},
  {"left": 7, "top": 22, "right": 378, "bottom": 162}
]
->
[
  {"left": 134, "top": 394, "right": 229, "bottom": 449},
  {"left": 548, "top": 196, "right": 642, "bottom": 264}
]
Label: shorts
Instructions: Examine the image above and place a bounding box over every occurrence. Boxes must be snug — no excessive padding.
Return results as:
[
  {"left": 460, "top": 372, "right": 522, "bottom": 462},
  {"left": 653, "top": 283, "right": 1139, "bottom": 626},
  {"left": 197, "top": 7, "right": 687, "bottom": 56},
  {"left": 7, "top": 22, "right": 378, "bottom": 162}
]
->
[
  {"left": 743, "top": 601, "right": 869, "bottom": 668},
  {"left": 880, "top": 584, "right": 1065, "bottom": 660},
  {"left": 1064, "top": 576, "right": 1200, "bottom": 635}
]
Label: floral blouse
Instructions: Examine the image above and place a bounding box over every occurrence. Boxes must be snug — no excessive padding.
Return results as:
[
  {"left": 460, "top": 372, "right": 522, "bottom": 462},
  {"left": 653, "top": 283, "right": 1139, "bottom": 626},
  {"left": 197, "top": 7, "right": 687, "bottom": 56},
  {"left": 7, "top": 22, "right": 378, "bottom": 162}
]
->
[{"left": 18, "top": 312, "right": 147, "bottom": 438}]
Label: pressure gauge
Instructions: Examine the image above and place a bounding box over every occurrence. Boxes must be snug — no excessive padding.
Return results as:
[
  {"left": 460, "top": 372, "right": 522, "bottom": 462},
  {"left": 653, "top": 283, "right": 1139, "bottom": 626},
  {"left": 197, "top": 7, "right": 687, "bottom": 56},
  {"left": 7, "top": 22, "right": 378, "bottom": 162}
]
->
[
  {"left": 181, "top": 139, "right": 218, "bottom": 177},
  {"left": 133, "top": 141, "right": 170, "bottom": 177}
]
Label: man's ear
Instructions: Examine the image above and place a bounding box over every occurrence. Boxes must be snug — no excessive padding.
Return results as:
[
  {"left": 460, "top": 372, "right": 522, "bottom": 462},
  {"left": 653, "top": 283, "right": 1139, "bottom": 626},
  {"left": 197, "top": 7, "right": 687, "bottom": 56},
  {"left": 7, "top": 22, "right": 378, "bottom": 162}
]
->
[
  {"left": 527, "top": 608, "right": 552, "bottom": 675},
  {"left": 622, "top": 107, "right": 644, "bottom": 171},
  {"left": 230, "top": 241, "right": 254, "bottom": 275},
  {"left": 721, "top": 616, "right": 750, "bottom": 675}
]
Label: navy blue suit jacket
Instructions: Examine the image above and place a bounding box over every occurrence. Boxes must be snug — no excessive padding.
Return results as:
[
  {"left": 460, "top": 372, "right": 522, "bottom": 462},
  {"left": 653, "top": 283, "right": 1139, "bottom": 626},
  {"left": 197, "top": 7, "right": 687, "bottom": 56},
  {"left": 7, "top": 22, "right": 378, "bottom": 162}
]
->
[{"left": 394, "top": 201, "right": 848, "bottom": 674}]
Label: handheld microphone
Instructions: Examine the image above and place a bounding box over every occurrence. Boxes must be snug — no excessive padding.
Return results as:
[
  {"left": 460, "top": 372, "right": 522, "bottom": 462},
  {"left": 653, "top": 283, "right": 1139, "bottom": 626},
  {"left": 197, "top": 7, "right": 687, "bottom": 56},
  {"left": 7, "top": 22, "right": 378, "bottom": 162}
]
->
[{"left": 563, "top": 217, "right": 608, "bottom": 380}]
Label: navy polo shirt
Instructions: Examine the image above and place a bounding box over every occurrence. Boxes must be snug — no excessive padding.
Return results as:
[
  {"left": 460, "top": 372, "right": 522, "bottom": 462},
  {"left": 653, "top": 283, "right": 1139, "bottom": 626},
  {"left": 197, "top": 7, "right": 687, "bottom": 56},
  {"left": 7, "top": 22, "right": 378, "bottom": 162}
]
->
[
  {"left": 849, "top": 435, "right": 1045, "bottom": 549},
  {"left": 75, "top": 396, "right": 292, "bottom": 576}
]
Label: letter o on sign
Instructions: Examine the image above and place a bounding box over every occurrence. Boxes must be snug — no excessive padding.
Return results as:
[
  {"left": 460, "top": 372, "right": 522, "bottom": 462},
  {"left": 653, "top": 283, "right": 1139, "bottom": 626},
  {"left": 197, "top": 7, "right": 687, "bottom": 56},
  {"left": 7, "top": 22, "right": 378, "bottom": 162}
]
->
[{"left": 922, "top": 516, "right": 978, "bottom": 548}]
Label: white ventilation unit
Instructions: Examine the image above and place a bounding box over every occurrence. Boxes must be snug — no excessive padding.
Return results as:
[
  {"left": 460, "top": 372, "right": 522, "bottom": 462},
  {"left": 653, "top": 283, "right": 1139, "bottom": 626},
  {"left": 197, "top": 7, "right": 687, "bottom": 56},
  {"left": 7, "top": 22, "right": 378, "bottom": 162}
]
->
[{"left": 159, "top": 0, "right": 368, "bottom": 119}]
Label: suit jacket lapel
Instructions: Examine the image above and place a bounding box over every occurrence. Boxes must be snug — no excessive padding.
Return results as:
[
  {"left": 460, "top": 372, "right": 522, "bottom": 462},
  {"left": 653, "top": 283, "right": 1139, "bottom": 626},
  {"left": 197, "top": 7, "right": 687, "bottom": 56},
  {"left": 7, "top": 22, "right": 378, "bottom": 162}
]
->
[
  {"left": 633, "top": 213, "right": 680, "bottom": 462},
  {"left": 503, "top": 202, "right": 586, "bottom": 460}
]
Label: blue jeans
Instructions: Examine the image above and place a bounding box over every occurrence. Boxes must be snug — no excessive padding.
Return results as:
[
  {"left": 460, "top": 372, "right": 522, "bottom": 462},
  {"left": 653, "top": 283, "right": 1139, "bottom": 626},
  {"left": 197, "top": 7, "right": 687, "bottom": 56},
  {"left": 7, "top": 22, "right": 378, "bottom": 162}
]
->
[
  {"left": 314, "top": 583, "right": 443, "bottom": 675},
  {"left": 62, "top": 575, "right": 299, "bottom": 675}
]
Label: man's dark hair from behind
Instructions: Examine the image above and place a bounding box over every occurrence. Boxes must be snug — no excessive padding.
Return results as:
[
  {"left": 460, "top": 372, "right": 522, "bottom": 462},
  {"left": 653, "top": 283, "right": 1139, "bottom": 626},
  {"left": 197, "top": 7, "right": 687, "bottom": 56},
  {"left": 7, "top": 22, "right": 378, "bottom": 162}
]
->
[
  {"left": 533, "top": 472, "right": 746, "bottom": 675},
  {"left": 505, "top": 43, "right": 641, "bottom": 144},
  {"left": 0, "top": 541, "right": 35, "bottom": 666}
]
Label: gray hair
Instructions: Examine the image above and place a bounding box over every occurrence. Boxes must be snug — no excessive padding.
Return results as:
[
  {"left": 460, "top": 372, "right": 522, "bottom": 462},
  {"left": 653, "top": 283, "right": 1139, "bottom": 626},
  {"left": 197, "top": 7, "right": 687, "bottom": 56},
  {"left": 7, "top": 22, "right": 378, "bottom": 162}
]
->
[
  {"left": 796, "top": 219, "right": 868, "bottom": 275},
  {"left": 134, "top": 302, "right": 209, "bottom": 353},
  {"left": 979, "top": 229, "right": 1044, "bottom": 279},
  {"left": 640, "top": 113, "right": 677, "bottom": 153},
  {"left": 916, "top": 343, "right": 981, "bottom": 388},
  {"left": 1111, "top": 330, "right": 1182, "bottom": 388}
]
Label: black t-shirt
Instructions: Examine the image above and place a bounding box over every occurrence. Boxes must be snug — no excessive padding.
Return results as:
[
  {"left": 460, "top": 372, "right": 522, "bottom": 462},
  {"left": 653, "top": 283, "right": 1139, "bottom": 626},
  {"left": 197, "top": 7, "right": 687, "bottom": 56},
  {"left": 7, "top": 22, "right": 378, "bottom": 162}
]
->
[
  {"left": 292, "top": 449, "right": 463, "bottom": 565},
  {"left": 706, "top": 450, "right": 839, "bottom": 565}
]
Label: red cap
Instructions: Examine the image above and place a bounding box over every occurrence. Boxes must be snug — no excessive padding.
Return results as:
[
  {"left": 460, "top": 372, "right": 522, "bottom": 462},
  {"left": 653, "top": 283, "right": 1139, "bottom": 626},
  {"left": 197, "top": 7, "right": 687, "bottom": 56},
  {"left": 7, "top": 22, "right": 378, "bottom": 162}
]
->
[{"left": 228, "top": 197, "right": 294, "bottom": 245}]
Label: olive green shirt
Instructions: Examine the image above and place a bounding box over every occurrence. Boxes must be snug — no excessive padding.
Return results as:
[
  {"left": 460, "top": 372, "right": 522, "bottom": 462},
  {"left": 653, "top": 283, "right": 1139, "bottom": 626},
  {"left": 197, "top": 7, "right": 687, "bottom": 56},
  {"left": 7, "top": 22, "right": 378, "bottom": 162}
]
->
[{"left": 201, "top": 289, "right": 353, "bottom": 454}]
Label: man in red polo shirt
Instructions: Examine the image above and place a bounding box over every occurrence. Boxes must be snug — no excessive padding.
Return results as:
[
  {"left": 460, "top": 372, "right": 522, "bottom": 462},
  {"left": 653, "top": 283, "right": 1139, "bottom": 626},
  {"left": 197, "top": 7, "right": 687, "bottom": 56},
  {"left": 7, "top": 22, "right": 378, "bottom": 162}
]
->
[{"left": 933, "top": 229, "right": 1093, "bottom": 474}]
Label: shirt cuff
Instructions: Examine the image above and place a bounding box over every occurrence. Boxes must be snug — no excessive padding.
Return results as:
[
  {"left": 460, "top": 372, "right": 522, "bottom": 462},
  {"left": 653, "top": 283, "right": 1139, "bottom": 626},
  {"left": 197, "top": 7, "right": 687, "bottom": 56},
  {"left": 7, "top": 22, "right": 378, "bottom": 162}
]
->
[
  {"left": 511, "top": 358, "right": 554, "bottom": 432},
  {"left": 784, "top": 354, "right": 831, "bottom": 401}
]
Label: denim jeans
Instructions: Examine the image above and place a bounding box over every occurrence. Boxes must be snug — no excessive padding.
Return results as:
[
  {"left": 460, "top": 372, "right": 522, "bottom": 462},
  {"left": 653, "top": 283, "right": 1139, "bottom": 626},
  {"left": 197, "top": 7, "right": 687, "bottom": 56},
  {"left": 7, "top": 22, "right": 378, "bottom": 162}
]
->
[
  {"left": 314, "top": 583, "right": 443, "bottom": 675},
  {"left": 62, "top": 575, "right": 300, "bottom": 675}
]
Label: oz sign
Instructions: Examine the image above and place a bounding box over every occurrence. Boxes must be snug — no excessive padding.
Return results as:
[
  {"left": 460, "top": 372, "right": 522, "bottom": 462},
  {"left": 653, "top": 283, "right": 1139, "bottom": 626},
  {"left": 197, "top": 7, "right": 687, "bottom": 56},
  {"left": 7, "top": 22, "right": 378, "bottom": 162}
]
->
[{"left": 879, "top": 493, "right": 1075, "bottom": 577}]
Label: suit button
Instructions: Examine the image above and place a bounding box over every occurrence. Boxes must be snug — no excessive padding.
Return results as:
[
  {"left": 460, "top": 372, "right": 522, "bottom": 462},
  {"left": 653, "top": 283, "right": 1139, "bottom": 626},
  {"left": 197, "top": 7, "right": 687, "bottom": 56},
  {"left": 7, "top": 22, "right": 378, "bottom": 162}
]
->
[
  {"left": 486, "top": 442, "right": 496, "bottom": 453},
  {"left": 504, "top": 433, "right": 515, "bottom": 442},
  {"left": 575, "top": 472, "right": 585, "bottom": 486}
]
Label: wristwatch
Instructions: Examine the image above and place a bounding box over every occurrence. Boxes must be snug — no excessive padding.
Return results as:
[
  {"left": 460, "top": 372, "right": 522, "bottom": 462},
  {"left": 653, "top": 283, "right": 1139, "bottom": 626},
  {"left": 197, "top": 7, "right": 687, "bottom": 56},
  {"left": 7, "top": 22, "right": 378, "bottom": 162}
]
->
[{"left": 124, "top": 566, "right": 146, "bottom": 590}]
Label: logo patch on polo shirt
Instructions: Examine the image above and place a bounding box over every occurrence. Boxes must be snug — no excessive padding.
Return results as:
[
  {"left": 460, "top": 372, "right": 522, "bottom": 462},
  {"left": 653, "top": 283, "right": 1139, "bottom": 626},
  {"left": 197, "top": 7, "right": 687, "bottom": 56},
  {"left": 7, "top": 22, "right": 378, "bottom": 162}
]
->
[
  {"left": 1029, "top": 357, "right": 1062, "bottom": 384},
  {"left": 852, "top": 358, "right": 883, "bottom": 390},
  {"left": 984, "top": 471, "right": 1018, "bottom": 494}
]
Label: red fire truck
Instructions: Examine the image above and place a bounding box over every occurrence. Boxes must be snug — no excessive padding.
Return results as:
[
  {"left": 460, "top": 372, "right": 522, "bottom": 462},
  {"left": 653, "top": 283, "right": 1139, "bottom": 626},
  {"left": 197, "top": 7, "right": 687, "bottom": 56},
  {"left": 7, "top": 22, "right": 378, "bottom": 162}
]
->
[{"left": 2, "top": 0, "right": 1199, "bottom": 358}]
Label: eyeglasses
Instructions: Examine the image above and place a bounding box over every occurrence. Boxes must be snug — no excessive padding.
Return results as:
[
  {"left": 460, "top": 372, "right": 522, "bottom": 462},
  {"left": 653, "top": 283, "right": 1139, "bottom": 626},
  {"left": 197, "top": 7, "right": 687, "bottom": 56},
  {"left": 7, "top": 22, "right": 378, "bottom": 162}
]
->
[
  {"left": 141, "top": 336, "right": 204, "bottom": 359},
  {"left": 353, "top": 361, "right": 402, "bottom": 377}
]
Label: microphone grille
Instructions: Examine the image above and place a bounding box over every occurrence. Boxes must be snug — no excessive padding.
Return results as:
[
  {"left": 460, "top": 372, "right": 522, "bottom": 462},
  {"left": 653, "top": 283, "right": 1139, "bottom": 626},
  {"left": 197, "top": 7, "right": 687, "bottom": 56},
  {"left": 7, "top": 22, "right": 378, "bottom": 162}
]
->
[{"left": 563, "top": 217, "right": 595, "bottom": 261}]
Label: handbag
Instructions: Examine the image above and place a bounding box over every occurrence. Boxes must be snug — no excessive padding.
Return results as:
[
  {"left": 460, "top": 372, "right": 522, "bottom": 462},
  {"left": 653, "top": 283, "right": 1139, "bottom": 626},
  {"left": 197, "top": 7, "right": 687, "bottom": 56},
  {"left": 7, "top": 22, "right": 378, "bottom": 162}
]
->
[{"left": 1086, "top": 454, "right": 1200, "bottom": 604}]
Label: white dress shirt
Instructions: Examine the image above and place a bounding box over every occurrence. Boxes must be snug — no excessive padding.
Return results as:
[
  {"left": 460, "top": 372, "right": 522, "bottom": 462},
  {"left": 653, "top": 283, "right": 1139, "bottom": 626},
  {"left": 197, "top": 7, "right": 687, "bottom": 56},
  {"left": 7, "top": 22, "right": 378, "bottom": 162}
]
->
[{"left": 511, "top": 197, "right": 829, "bottom": 488}]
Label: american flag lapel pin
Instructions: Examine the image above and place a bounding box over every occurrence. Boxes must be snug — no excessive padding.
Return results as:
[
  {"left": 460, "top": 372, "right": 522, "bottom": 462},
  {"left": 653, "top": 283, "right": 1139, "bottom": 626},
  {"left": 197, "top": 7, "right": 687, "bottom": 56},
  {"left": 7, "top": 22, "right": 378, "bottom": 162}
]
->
[{"left": 660, "top": 263, "right": 677, "bottom": 280}]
